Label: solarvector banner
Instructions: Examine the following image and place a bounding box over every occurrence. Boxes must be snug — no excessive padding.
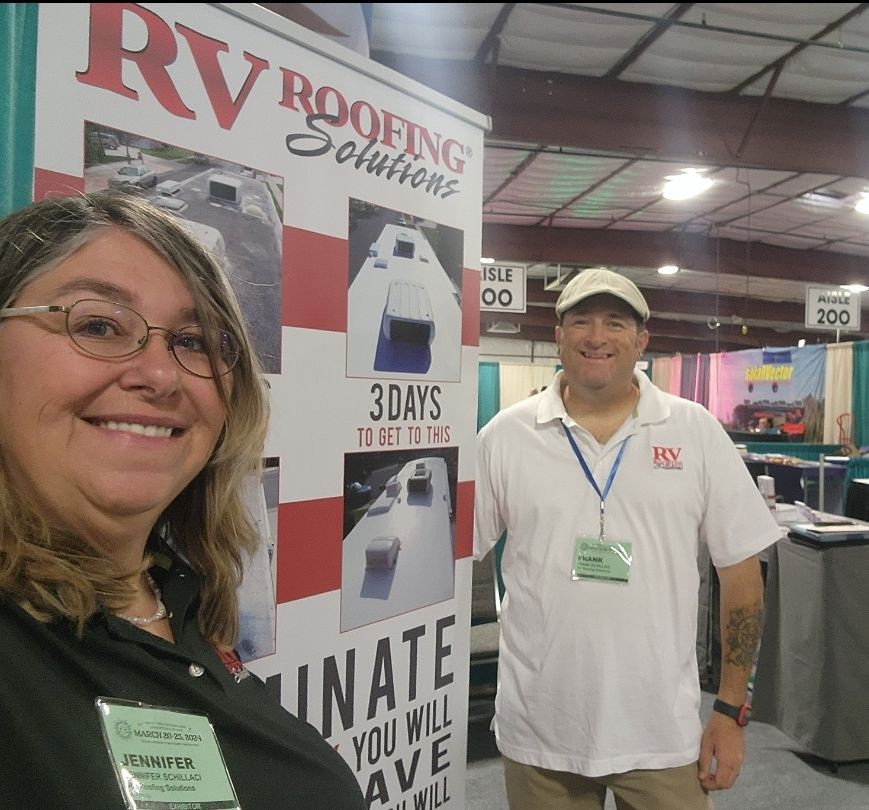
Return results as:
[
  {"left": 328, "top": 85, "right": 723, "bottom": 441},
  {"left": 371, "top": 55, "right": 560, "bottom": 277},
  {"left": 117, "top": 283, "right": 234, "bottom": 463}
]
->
[{"left": 712, "top": 344, "right": 826, "bottom": 441}]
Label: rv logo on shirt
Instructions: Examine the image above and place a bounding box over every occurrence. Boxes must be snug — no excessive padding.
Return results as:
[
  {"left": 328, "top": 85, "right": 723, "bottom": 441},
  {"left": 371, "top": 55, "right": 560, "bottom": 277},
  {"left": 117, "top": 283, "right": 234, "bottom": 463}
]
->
[{"left": 652, "top": 446, "right": 684, "bottom": 470}]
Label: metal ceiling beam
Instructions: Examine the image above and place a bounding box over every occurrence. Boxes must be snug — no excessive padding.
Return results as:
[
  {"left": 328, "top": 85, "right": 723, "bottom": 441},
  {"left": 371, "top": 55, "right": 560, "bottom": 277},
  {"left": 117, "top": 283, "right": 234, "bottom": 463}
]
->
[
  {"left": 489, "top": 66, "right": 869, "bottom": 178},
  {"left": 522, "top": 279, "right": 808, "bottom": 325},
  {"left": 533, "top": 158, "right": 637, "bottom": 226},
  {"left": 481, "top": 323, "right": 804, "bottom": 356},
  {"left": 481, "top": 277, "right": 868, "bottom": 353},
  {"left": 368, "top": 53, "right": 869, "bottom": 178},
  {"left": 483, "top": 224, "right": 869, "bottom": 287},
  {"left": 484, "top": 147, "right": 545, "bottom": 206},
  {"left": 735, "top": 62, "right": 784, "bottom": 159},
  {"left": 474, "top": 3, "right": 517, "bottom": 64},
  {"left": 729, "top": 4, "right": 869, "bottom": 94},
  {"left": 560, "top": 4, "right": 869, "bottom": 55},
  {"left": 604, "top": 3, "right": 694, "bottom": 79},
  {"left": 490, "top": 309, "right": 836, "bottom": 346},
  {"left": 678, "top": 172, "right": 829, "bottom": 231}
]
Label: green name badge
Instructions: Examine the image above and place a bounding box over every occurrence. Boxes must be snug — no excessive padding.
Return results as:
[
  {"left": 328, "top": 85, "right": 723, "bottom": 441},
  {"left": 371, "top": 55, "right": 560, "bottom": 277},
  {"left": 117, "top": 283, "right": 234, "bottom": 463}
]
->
[
  {"left": 572, "top": 538, "right": 633, "bottom": 584},
  {"left": 96, "top": 697, "right": 241, "bottom": 810}
]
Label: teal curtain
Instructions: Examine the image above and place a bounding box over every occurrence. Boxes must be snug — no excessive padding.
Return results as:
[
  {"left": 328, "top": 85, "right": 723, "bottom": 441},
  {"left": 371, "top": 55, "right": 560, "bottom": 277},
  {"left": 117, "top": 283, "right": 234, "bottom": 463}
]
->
[
  {"left": 853, "top": 341, "right": 869, "bottom": 449},
  {"left": 0, "top": 3, "right": 37, "bottom": 216},
  {"left": 477, "top": 361, "right": 505, "bottom": 596},
  {"left": 477, "top": 361, "right": 500, "bottom": 431}
]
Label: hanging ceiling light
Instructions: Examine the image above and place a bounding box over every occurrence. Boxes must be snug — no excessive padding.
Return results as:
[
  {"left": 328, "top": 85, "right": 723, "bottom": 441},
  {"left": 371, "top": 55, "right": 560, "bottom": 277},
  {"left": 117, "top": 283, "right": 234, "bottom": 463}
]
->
[
  {"left": 662, "top": 169, "right": 713, "bottom": 201},
  {"left": 841, "top": 283, "right": 869, "bottom": 293},
  {"left": 854, "top": 194, "right": 869, "bottom": 215},
  {"left": 657, "top": 264, "right": 679, "bottom": 275}
]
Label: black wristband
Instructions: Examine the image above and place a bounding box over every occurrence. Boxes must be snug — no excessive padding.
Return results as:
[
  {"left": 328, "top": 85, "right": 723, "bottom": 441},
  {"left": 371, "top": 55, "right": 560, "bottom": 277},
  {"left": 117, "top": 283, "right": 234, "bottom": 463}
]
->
[{"left": 713, "top": 698, "right": 751, "bottom": 727}]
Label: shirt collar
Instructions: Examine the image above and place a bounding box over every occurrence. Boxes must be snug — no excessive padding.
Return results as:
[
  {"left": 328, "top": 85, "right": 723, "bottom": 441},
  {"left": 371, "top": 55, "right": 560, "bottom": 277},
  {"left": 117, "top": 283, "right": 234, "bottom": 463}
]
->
[
  {"left": 634, "top": 368, "right": 670, "bottom": 425},
  {"left": 537, "top": 368, "right": 670, "bottom": 428},
  {"left": 536, "top": 370, "right": 569, "bottom": 425}
]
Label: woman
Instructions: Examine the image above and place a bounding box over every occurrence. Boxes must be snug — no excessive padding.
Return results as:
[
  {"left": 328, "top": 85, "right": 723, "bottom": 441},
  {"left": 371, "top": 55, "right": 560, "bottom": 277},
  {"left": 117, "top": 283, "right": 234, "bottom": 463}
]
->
[{"left": 0, "top": 193, "right": 365, "bottom": 809}]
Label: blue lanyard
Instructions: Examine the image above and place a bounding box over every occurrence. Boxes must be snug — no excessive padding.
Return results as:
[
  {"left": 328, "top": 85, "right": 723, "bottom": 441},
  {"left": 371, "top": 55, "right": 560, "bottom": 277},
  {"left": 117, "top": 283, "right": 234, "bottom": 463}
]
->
[{"left": 561, "top": 421, "right": 629, "bottom": 540}]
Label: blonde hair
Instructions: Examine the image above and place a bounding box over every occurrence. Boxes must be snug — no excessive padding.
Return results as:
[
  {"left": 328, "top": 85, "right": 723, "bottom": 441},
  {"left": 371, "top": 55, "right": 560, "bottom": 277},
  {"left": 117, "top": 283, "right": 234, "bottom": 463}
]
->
[{"left": 0, "top": 193, "right": 270, "bottom": 643}]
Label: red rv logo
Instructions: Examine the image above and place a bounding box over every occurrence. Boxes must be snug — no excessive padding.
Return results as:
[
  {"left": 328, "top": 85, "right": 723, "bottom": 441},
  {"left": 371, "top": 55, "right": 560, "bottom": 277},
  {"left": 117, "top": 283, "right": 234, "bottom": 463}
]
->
[
  {"left": 76, "top": 4, "right": 467, "bottom": 198},
  {"left": 652, "top": 446, "right": 684, "bottom": 470}
]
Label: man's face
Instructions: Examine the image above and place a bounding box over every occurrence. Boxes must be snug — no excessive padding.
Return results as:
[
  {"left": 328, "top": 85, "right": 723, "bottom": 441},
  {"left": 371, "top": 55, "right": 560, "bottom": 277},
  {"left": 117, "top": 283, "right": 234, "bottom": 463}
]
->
[{"left": 555, "top": 294, "right": 649, "bottom": 395}]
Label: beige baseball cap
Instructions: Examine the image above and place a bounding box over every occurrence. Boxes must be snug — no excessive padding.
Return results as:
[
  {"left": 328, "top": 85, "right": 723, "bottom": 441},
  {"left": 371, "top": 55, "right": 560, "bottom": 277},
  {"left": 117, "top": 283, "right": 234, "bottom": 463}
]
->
[{"left": 555, "top": 267, "right": 650, "bottom": 321}]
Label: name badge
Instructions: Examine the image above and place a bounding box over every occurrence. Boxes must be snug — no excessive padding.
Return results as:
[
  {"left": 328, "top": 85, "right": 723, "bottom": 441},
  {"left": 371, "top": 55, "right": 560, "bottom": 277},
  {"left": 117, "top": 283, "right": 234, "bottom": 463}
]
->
[
  {"left": 96, "top": 697, "right": 241, "bottom": 809},
  {"left": 572, "top": 537, "right": 633, "bottom": 584}
]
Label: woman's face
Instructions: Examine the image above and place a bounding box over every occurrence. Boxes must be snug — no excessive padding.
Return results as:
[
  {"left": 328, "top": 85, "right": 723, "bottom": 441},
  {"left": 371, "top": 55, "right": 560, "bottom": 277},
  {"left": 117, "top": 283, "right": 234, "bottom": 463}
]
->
[{"left": 0, "top": 229, "right": 228, "bottom": 546}]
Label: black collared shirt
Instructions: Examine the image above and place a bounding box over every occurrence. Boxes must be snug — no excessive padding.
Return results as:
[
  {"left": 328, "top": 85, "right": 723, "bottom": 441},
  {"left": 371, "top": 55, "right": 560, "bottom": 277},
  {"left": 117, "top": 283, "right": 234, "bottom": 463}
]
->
[{"left": 0, "top": 553, "right": 365, "bottom": 809}]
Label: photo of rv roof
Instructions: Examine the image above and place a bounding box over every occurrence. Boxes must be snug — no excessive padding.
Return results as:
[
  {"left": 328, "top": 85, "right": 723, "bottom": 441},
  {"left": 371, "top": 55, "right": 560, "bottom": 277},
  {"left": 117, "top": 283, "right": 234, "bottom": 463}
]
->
[
  {"left": 340, "top": 456, "right": 454, "bottom": 631},
  {"left": 235, "top": 464, "right": 279, "bottom": 662},
  {"left": 82, "top": 124, "right": 284, "bottom": 373},
  {"left": 347, "top": 203, "right": 463, "bottom": 381}
]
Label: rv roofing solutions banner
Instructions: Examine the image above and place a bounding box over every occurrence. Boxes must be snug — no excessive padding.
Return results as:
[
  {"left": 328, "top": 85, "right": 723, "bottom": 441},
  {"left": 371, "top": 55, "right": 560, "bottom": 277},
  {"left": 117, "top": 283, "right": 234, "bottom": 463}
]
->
[{"left": 34, "top": 4, "right": 488, "bottom": 806}]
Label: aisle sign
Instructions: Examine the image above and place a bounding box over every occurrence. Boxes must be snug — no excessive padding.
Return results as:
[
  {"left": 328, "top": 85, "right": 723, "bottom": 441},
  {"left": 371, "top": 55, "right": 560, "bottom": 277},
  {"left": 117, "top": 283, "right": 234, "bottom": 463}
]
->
[
  {"left": 480, "top": 264, "right": 526, "bottom": 312},
  {"left": 805, "top": 286, "right": 860, "bottom": 331}
]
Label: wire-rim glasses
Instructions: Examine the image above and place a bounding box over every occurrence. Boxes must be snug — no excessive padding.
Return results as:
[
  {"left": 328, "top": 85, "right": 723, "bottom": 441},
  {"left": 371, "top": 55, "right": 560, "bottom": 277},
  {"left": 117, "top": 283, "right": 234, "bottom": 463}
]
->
[{"left": 0, "top": 298, "right": 240, "bottom": 378}]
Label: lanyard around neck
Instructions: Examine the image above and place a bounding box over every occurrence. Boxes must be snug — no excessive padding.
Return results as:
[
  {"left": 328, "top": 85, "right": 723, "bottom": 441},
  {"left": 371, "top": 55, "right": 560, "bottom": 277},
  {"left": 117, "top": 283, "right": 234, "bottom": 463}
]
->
[{"left": 561, "top": 421, "right": 629, "bottom": 540}]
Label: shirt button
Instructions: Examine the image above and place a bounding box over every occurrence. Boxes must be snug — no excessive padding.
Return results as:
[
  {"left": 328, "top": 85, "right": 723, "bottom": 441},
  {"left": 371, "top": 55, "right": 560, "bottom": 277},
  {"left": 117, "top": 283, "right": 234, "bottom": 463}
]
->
[{"left": 188, "top": 663, "right": 205, "bottom": 677}]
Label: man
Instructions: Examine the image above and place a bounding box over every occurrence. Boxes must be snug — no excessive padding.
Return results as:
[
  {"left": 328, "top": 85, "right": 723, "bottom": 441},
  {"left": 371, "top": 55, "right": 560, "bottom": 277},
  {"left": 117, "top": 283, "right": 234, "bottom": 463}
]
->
[
  {"left": 474, "top": 267, "right": 781, "bottom": 809},
  {"left": 755, "top": 417, "right": 780, "bottom": 435}
]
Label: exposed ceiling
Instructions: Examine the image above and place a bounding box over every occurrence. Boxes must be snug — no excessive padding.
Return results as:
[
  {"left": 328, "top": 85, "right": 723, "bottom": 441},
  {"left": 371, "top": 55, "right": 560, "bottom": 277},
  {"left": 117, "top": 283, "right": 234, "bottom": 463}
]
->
[{"left": 266, "top": 3, "right": 869, "bottom": 355}]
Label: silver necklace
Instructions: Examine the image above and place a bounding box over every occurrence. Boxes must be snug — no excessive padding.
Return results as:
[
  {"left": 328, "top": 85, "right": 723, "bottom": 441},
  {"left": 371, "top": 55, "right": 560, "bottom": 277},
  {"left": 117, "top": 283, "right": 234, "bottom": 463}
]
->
[{"left": 118, "top": 572, "right": 170, "bottom": 625}]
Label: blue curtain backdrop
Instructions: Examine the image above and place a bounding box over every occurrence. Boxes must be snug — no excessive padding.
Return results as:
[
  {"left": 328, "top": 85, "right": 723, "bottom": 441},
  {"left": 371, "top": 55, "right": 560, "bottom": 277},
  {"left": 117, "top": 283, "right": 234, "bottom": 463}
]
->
[
  {"left": 0, "top": 4, "right": 37, "bottom": 216},
  {"left": 679, "top": 353, "right": 698, "bottom": 400},
  {"left": 696, "top": 353, "right": 710, "bottom": 408}
]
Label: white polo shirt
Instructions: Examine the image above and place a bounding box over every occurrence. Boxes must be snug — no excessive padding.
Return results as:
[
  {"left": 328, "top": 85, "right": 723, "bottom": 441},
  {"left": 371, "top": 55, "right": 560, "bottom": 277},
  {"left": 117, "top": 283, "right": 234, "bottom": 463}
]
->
[{"left": 474, "top": 370, "right": 780, "bottom": 776}]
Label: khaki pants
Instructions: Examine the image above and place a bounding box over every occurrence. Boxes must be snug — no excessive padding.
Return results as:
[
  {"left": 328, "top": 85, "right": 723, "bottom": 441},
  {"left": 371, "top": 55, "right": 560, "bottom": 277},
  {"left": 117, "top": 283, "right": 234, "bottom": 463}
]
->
[{"left": 503, "top": 756, "right": 714, "bottom": 810}]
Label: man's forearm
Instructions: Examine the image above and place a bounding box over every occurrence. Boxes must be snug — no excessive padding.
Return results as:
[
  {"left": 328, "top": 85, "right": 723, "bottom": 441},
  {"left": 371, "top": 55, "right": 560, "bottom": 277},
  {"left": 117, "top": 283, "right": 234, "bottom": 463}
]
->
[{"left": 716, "top": 556, "right": 764, "bottom": 705}]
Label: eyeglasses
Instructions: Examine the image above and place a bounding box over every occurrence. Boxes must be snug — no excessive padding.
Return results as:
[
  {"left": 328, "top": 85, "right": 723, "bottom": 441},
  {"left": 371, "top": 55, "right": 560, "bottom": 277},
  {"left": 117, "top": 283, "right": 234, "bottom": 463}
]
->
[{"left": 0, "top": 298, "right": 240, "bottom": 378}]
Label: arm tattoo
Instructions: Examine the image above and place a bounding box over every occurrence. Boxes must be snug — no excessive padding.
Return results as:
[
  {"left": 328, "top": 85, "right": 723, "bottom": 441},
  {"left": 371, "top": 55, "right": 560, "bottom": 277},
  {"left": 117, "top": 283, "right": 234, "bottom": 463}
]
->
[{"left": 724, "top": 600, "right": 763, "bottom": 670}]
